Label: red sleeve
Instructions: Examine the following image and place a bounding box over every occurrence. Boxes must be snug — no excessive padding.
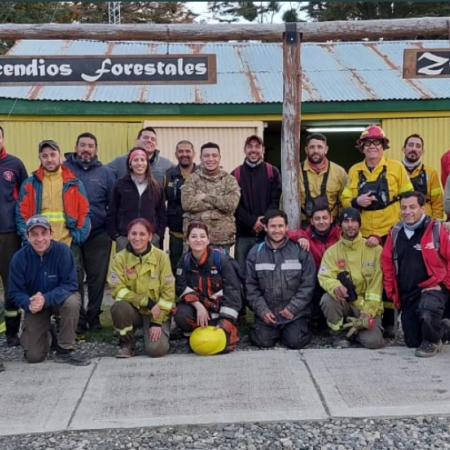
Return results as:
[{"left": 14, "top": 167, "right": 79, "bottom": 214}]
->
[
  {"left": 286, "top": 229, "right": 307, "bottom": 242},
  {"left": 441, "top": 151, "right": 450, "bottom": 187},
  {"left": 438, "top": 227, "right": 450, "bottom": 290},
  {"left": 381, "top": 233, "right": 399, "bottom": 307}
]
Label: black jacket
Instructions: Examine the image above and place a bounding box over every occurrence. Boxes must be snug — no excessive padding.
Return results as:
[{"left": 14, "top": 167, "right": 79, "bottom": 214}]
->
[
  {"left": 106, "top": 174, "right": 166, "bottom": 240},
  {"left": 64, "top": 153, "right": 115, "bottom": 237},
  {"left": 175, "top": 248, "right": 242, "bottom": 321},
  {"left": 231, "top": 162, "right": 282, "bottom": 238},
  {"left": 164, "top": 164, "right": 196, "bottom": 233},
  {"left": 0, "top": 148, "right": 28, "bottom": 233}
]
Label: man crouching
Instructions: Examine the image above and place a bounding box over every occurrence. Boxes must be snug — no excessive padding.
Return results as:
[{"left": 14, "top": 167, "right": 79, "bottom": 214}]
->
[{"left": 8, "top": 215, "right": 89, "bottom": 365}]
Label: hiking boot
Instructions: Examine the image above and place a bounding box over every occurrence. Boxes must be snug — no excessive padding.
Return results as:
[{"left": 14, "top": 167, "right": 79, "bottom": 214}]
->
[
  {"left": 115, "top": 346, "right": 134, "bottom": 358},
  {"left": 415, "top": 340, "right": 443, "bottom": 358},
  {"left": 54, "top": 348, "right": 91, "bottom": 366},
  {"left": 6, "top": 335, "right": 20, "bottom": 347},
  {"left": 331, "top": 331, "right": 351, "bottom": 349}
]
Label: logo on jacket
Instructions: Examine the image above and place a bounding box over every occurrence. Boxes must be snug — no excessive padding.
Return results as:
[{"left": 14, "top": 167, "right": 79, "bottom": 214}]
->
[
  {"left": 125, "top": 267, "right": 136, "bottom": 276},
  {"left": 3, "top": 170, "right": 13, "bottom": 181},
  {"left": 337, "top": 259, "right": 346, "bottom": 269},
  {"left": 424, "top": 242, "right": 435, "bottom": 250}
]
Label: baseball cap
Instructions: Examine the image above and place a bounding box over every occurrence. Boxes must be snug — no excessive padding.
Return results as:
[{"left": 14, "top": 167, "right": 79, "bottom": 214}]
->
[
  {"left": 244, "top": 135, "right": 264, "bottom": 147},
  {"left": 38, "top": 139, "right": 60, "bottom": 153},
  {"left": 26, "top": 215, "right": 52, "bottom": 232}
]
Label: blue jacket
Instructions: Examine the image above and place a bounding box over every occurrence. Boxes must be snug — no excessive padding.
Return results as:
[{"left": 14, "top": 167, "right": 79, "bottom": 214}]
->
[
  {"left": 8, "top": 240, "right": 78, "bottom": 313},
  {"left": 64, "top": 153, "right": 115, "bottom": 237}
]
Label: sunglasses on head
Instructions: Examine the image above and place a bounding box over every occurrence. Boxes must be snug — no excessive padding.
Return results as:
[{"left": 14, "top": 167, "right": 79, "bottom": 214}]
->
[{"left": 362, "top": 139, "right": 383, "bottom": 147}]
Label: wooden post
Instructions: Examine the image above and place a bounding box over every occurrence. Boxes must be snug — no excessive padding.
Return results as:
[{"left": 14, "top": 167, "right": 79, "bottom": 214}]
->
[{"left": 281, "top": 24, "right": 302, "bottom": 230}]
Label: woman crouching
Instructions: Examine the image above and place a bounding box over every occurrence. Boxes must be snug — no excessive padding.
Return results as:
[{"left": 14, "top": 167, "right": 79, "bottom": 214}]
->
[
  {"left": 174, "top": 221, "right": 242, "bottom": 355},
  {"left": 108, "top": 218, "right": 175, "bottom": 358}
]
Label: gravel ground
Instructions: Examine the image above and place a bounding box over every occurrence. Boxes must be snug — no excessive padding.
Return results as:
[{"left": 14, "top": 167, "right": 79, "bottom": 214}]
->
[{"left": 2, "top": 417, "right": 450, "bottom": 449}]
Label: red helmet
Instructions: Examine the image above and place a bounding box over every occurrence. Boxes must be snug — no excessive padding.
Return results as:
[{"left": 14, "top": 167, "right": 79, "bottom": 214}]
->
[{"left": 356, "top": 125, "right": 390, "bottom": 150}]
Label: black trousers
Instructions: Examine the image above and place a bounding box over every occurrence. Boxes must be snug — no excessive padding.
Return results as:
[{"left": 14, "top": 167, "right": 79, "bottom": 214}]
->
[
  {"left": 0, "top": 232, "right": 22, "bottom": 339},
  {"left": 401, "top": 289, "right": 448, "bottom": 348},
  {"left": 77, "top": 232, "right": 112, "bottom": 326},
  {"left": 249, "top": 316, "right": 311, "bottom": 350}
]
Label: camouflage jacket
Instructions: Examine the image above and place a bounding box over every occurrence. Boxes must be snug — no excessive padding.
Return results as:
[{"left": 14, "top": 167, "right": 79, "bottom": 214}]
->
[{"left": 181, "top": 168, "right": 241, "bottom": 246}]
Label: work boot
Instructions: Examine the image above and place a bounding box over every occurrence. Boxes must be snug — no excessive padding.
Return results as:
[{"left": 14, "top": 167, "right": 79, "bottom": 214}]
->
[
  {"left": 115, "top": 346, "right": 134, "bottom": 358},
  {"left": 331, "top": 330, "right": 351, "bottom": 349},
  {"left": 53, "top": 347, "right": 91, "bottom": 366},
  {"left": 88, "top": 317, "right": 103, "bottom": 331},
  {"left": 6, "top": 335, "right": 20, "bottom": 347},
  {"left": 415, "top": 340, "right": 443, "bottom": 358}
]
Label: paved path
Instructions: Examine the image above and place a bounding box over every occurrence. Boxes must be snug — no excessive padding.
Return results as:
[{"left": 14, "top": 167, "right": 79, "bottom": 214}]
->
[{"left": 1, "top": 347, "right": 450, "bottom": 436}]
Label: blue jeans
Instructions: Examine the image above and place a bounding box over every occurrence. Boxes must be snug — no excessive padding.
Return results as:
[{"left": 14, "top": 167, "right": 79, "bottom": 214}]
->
[{"left": 235, "top": 236, "right": 262, "bottom": 276}]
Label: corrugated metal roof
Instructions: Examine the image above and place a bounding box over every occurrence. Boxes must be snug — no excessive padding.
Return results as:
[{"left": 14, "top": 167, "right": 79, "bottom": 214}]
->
[{"left": 1, "top": 39, "right": 450, "bottom": 104}]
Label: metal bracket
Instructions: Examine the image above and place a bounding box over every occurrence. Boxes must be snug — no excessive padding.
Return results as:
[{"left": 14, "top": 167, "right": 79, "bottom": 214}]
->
[{"left": 285, "top": 23, "right": 298, "bottom": 45}]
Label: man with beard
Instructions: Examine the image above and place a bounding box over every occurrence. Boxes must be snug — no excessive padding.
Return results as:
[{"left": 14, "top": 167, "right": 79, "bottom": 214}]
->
[
  {"left": 382, "top": 192, "right": 450, "bottom": 357},
  {"left": 246, "top": 209, "right": 316, "bottom": 349},
  {"left": 164, "top": 140, "right": 197, "bottom": 272},
  {"left": 231, "top": 135, "right": 281, "bottom": 273},
  {"left": 299, "top": 133, "right": 347, "bottom": 224},
  {"left": 64, "top": 133, "right": 115, "bottom": 332},
  {"left": 107, "top": 126, "right": 174, "bottom": 186},
  {"left": 16, "top": 140, "right": 90, "bottom": 303},
  {"left": 318, "top": 208, "right": 384, "bottom": 349},
  {"left": 181, "top": 142, "right": 240, "bottom": 252},
  {"left": 401, "top": 134, "right": 443, "bottom": 220}
]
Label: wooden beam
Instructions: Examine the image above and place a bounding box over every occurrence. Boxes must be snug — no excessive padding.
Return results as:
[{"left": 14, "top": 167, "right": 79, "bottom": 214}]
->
[
  {"left": 281, "top": 26, "right": 302, "bottom": 230},
  {"left": 0, "top": 17, "right": 449, "bottom": 42}
]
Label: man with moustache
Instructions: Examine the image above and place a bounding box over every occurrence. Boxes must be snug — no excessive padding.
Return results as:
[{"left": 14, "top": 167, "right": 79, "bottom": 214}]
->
[
  {"left": 107, "top": 126, "right": 174, "bottom": 186},
  {"left": 299, "top": 133, "right": 347, "bottom": 224},
  {"left": 181, "top": 142, "right": 240, "bottom": 252},
  {"left": 401, "top": 134, "right": 443, "bottom": 220},
  {"left": 382, "top": 192, "right": 450, "bottom": 357},
  {"left": 64, "top": 132, "right": 115, "bottom": 332},
  {"left": 231, "top": 135, "right": 281, "bottom": 273},
  {"left": 246, "top": 209, "right": 316, "bottom": 349},
  {"left": 164, "top": 140, "right": 197, "bottom": 272},
  {"left": 0, "top": 125, "right": 28, "bottom": 347},
  {"left": 16, "top": 140, "right": 91, "bottom": 296},
  {"left": 318, "top": 208, "right": 384, "bottom": 349}
]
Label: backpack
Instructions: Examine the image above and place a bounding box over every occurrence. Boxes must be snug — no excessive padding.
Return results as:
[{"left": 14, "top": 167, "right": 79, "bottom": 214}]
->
[
  {"left": 233, "top": 162, "right": 274, "bottom": 185},
  {"left": 184, "top": 248, "right": 246, "bottom": 297}
]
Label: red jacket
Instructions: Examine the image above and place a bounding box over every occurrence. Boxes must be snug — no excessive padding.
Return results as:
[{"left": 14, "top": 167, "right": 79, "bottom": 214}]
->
[
  {"left": 381, "top": 218, "right": 450, "bottom": 309},
  {"left": 287, "top": 224, "right": 341, "bottom": 268},
  {"left": 441, "top": 149, "right": 450, "bottom": 187}
]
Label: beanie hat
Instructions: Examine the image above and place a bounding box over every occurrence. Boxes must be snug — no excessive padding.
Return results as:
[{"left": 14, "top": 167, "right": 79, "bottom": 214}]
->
[{"left": 338, "top": 208, "right": 361, "bottom": 226}]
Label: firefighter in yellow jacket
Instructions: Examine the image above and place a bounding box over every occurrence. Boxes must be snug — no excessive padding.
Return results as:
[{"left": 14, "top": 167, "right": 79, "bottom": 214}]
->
[
  {"left": 340, "top": 125, "right": 413, "bottom": 239},
  {"left": 401, "top": 133, "right": 443, "bottom": 220},
  {"left": 108, "top": 218, "right": 175, "bottom": 358},
  {"left": 318, "top": 208, "right": 384, "bottom": 349},
  {"left": 300, "top": 133, "right": 348, "bottom": 222}
]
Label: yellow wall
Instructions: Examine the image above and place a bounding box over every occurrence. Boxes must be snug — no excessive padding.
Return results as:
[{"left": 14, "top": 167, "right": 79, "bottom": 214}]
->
[
  {"left": 382, "top": 117, "right": 450, "bottom": 179},
  {"left": 1, "top": 121, "right": 141, "bottom": 173}
]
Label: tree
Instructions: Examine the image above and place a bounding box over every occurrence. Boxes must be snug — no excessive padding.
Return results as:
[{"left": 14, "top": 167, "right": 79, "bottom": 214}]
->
[
  {"left": 207, "top": 2, "right": 304, "bottom": 24},
  {"left": 302, "top": 1, "right": 450, "bottom": 22}
]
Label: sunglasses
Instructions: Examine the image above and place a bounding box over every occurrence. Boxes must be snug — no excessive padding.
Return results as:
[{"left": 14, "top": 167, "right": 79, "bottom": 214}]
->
[{"left": 362, "top": 139, "right": 383, "bottom": 147}]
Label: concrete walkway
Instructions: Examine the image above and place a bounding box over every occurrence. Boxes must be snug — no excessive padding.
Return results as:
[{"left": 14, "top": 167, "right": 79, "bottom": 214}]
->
[{"left": 1, "top": 347, "right": 450, "bottom": 436}]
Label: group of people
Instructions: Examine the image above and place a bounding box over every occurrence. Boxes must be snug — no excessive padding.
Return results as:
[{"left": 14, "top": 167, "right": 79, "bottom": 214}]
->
[{"left": 1, "top": 122, "right": 450, "bottom": 371}]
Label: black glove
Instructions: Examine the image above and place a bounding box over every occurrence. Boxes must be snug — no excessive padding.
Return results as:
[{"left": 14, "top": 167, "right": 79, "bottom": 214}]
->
[
  {"left": 337, "top": 271, "right": 358, "bottom": 302},
  {"left": 147, "top": 298, "right": 157, "bottom": 309}
]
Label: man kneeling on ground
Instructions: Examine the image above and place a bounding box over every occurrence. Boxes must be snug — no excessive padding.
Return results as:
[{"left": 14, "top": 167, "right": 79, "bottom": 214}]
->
[
  {"left": 318, "top": 208, "right": 385, "bottom": 349},
  {"left": 8, "top": 215, "right": 89, "bottom": 365},
  {"left": 246, "top": 209, "right": 316, "bottom": 349}
]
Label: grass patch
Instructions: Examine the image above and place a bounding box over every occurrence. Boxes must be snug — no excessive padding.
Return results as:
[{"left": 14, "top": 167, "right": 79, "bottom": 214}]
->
[{"left": 79, "top": 305, "right": 116, "bottom": 343}]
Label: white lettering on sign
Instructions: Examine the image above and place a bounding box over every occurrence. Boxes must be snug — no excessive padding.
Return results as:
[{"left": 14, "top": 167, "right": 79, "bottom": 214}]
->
[
  {"left": 417, "top": 52, "right": 450, "bottom": 76},
  {"left": 0, "top": 58, "right": 73, "bottom": 77}
]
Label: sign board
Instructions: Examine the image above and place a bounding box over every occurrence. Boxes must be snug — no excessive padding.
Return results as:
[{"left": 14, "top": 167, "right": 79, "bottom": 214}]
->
[
  {"left": 0, "top": 54, "right": 217, "bottom": 85},
  {"left": 404, "top": 48, "right": 450, "bottom": 79}
]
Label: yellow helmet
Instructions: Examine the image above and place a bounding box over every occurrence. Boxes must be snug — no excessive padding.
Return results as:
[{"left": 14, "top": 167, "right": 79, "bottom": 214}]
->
[{"left": 189, "top": 326, "right": 227, "bottom": 356}]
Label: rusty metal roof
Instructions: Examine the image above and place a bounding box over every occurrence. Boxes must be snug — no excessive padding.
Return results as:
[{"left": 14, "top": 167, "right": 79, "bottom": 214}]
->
[{"left": 1, "top": 39, "right": 450, "bottom": 104}]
